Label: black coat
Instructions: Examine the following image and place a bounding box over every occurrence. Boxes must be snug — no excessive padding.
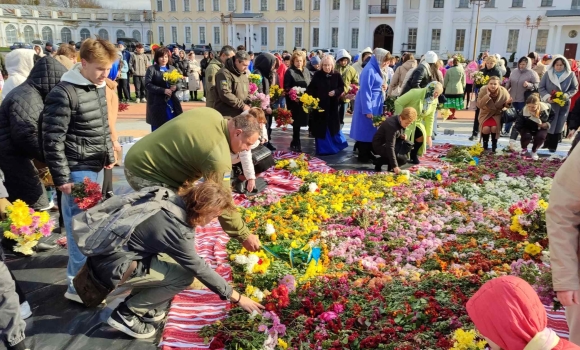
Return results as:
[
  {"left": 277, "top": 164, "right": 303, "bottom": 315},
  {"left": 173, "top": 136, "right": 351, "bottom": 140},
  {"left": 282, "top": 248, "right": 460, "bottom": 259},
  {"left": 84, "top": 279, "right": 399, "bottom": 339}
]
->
[
  {"left": 514, "top": 104, "right": 555, "bottom": 135},
  {"left": 253, "top": 52, "right": 277, "bottom": 95},
  {"left": 145, "top": 65, "right": 184, "bottom": 128},
  {"left": 174, "top": 58, "right": 189, "bottom": 90},
  {"left": 402, "top": 62, "right": 431, "bottom": 95},
  {"left": 477, "top": 65, "right": 503, "bottom": 88},
  {"left": 41, "top": 74, "right": 115, "bottom": 187},
  {"left": 284, "top": 67, "right": 311, "bottom": 127},
  {"left": 200, "top": 57, "right": 210, "bottom": 78},
  {"left": 306, "top": 70, "right": 344, "bottom": 139},
  {"left": 372, "top": 116, "right": 406, "bottom": 169},
  {"left": 568, "top": 100, "right": 580, "bottom": 131}
]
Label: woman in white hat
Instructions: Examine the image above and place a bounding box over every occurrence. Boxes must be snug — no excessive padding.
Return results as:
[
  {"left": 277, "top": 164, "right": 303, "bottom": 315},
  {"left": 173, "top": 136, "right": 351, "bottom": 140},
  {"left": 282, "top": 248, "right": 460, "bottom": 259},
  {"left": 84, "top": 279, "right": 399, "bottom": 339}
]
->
[{"left": 401, "top": 51, "right": 442, "bottom": 95}]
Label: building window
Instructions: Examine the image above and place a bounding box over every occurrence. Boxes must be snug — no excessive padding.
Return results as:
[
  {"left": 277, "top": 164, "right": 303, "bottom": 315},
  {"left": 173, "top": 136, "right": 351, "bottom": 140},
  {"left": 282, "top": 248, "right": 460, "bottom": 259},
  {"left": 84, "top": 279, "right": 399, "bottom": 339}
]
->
[
  {"left": 171, "top": 26, "right": 178, "bottom": 43},
  {"left": 23, "top": 26, "right": 34, "bottom": 44},
  {"left": 116, "top": 29, "right": 126, "bottom": 41},
  {"left": 511, "top": 0, "right": 523, "bottom": 7},
  {"left": 573, "top": 0, "right": 580, "bottom": 9},
  {"left": 184, "top": 0, "right": 190, "bottom": 11},
  {"left": 506, "top": 29, "right": 518, "bottom": 53},
  {"left": 199, "top": 26, "right": 206, "bottom": 44},
  {"left": 159, "top": 27, "right": 165, "bottom": 43},
  {"left": 294, "top": 27, "right": 302, "bottom": 47},
  {"left": 214, "top": 27, "right": 221, "bottom": 44},
  {"left": 455, "top": 29, "right": 466, "bottom": 51},
  {"left": 313, "top": 27, "right": 319, "bottom": 47},
  {"left": 213, "top": 0, "right": 219, "bottom": 11},
  {"left": 170, "top": 0, "right": 176, "bottom": 11},
  {"left": 228, "top": 0, "right": 235, "bottom": 10},
  {"left": 244, "top": 0, "right": 251, "bottom": 11},
  {"left": 185, "top": 26, "right": 191, "bottom": 43},
  {"left": 353, "top": 0, "right": 359, "bottom": 9},
  {"left": 351, "top": 28, "right": 358, "bottom": 48},
  {"left": 484, "top": 0, "right": 495, "bottom": 7},
  {"left": 540, "top": 0, "right": 552, "bottom": 5},
  {"left": 295, "top": 0, "right": 303, "bottom": 10},
  {"left": 313, "top": 0, "right": 320, "bottom": 9},
  {"left": 147, "top": 30, "right": 153, "bottom": 43},
  {"left": 480, "top": 29, "right": 492, "bottom": 51},
  {"left": 536, "top": 29, "right": 548, "bottom": 53},
  {"left": 277, "top": 27, "right": 284, "bottom": 46},
  {"left": 277, "top": 0, "right": 285, "bottom": 10},
  {"left": 80, "top": 28, "right": 91, "bottom": 40},
  {"left": 261, "top": 27, "right": 268, "bottom": 45},
  {"left": 261, "top": 0, "right": 268, "bottom": 10},
  {"left": 198, "top": 0, "right": 205, "bottom": 10},
  {"left": 99, "top": 29, "right": 109, "bottom": 41},
  {"left": 458, "top": 0, "right": 469, "bottom": 7},
  {"left": 5, "top": 24, "right": 16, "bottom": 44},
  {"left": 157, "top": 0, "right": 163, "bottom": 11},
  {"left": 42, "top": 26, "right": 53, "bottom": 42},
  {"left": 331, "top": 27, "right": 338, "bottom": 48},
  {"left": 332, "top": 0, "right": 339, "bottom": 10},
  {"left": 433, "top": 0, "right": 443, "bottom": 8},
  {"left": 133, "top": 30, "right": 142, "bottom": 42},
  {"left": 407, "top": 28, "right": 417, "bottom": 51},
  {"left": 61, "top": 27, "right": 72, "bottom": 43},
  {"left": 431, "top": 29, "right": 441, "bottom": 50}
]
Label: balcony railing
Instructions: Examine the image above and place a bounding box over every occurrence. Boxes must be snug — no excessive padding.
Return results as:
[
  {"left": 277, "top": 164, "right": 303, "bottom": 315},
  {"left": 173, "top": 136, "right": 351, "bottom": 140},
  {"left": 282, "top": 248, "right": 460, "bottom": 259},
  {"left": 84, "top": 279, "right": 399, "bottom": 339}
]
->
[{"left": 368, "top": 5, "right": 397, "bottom": 14}]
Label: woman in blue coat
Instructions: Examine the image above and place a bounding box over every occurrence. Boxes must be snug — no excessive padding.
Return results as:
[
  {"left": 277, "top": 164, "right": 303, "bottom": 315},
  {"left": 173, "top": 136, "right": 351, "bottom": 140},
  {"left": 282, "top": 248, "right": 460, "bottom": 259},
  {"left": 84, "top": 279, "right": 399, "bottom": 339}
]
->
[{"left": 350, "top": 48, "right": 391, "bottom": 162}]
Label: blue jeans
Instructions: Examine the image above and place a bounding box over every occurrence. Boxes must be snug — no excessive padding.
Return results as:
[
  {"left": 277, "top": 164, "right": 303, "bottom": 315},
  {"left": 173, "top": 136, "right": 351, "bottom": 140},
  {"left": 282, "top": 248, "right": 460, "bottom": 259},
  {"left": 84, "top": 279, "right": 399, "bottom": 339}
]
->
[
  {"left": 279, "top": 97, "right": 286, "bottom": 108},
  {"left": 62, "top": 170, "right": 100, "bottom": 294},
  {"left": 504, "top": 101, "right": 526, "bottom": 133}
]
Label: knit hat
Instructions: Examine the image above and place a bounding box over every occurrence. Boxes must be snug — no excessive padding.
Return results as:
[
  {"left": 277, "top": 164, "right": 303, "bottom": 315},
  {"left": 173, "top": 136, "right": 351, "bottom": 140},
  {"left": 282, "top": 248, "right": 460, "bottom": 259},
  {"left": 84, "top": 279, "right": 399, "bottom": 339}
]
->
[
  {"left": 361, "top": 47, "right": 372, "bottom": 55},
  {"left": 311, "top": 56, "right": 321, "bottom": 65},
  {"left": 424, "top": 51, "right": 438, "bottom": 64}
]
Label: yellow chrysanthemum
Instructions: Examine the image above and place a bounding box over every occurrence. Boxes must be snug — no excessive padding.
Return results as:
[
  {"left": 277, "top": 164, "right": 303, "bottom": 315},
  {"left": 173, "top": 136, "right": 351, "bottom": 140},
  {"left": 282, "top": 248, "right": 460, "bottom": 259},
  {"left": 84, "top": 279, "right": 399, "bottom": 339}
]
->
[{"left": 277, "top": 338, "right": 288, "bottom": 349}]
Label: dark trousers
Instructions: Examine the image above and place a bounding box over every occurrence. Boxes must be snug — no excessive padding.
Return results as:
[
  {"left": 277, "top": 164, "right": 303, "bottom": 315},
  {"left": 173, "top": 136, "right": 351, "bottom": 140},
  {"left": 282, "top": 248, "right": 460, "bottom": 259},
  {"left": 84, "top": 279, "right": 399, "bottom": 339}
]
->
[
  {"left": 133, "top": 76, "right": 146, "bottom": 99},
  {"left": 472, "top": 108, "right": 480, "bottom": 136},
  {"left": 102, "top": 168, "right": 113, "bottom": 196},
  {"left": 189, "top": 91, "right": 199, "bottom": 101},
  {"left": 520, "top": 129, "right": 547, "bottom": 152},
  {"left": 338, "top": 102, "right": 348, "bottom": 125},
  {"left": 117, "top": 79, "right": 130, "bottom": 101},
  {"left": 56, "top": 189, "right": 63, "bottom": 228},
  {"left": 292, "top": 125, "right": 301, "bottom": 145}
]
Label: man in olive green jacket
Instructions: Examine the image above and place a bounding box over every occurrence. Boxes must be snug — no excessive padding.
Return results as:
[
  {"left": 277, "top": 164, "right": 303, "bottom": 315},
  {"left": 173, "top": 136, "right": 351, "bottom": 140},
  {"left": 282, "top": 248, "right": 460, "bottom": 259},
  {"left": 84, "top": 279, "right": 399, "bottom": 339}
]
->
[
  {"left": 205, "top": 45, "right": 235, "bottom": 109},
  {"left": 213, "top": 51, "right": 251, "bottom": 117}
]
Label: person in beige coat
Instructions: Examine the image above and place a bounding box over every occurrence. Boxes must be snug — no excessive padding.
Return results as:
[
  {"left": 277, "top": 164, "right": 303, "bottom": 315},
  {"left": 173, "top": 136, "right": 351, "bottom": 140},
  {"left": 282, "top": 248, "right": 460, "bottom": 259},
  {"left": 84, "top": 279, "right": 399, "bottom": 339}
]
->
[
  {"left": 388, "top": 53, "right": 417, "bottom": 97},
  {"left": 547, "top": 145, "right": 580, "bottom": 346},
  {"left": 476, "top": 76, "right": 511, "bottom": 151}
]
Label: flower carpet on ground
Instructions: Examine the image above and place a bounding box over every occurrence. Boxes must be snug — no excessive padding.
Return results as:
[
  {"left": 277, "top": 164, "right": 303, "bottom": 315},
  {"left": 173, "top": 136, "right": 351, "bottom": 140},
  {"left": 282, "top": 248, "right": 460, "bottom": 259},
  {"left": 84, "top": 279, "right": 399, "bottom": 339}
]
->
[{"left": 161, "top": 145, "right": 566, "bottom": 350}]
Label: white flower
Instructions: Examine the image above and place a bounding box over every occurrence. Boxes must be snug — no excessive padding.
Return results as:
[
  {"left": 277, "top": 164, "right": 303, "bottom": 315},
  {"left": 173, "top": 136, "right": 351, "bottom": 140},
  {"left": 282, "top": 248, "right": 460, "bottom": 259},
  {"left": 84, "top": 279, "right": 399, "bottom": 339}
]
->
[
  {"left": 252, "top": 289, "right": 264, "bottom": 301},
  {"left": 289, "top": 159, "right": 298, "bottom": 168},
  {"left": 265, "top": 223, "right": 276, "bottom": 236},
  {"left": 308, "top": 182, "right": 318, "bottom": 193},
  {"left": 234, "top": 255, "right": 249, "bottom": 265},
  {"left": 247, "top": 254, "right": 260, "bottom": 264}
]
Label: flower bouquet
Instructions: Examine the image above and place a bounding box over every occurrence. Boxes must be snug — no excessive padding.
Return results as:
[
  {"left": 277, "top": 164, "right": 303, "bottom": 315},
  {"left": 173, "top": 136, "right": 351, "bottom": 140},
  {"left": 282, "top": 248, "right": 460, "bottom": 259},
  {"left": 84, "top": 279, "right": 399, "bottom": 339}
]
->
[
  {"left": 288, "top": 86, "right": 306, "bottom": 102},
  {"left": 249, "top": 92, "right": 271, "bottom": 110},
  {"left": 1, "top": 200, "right": 55, "bottom": 255},
  {"left": 454, "top": 53, "right": 465, "bottom": 64},
  {"left": 118, "top": 102, "right": 129, "bottom": 112},
  {"left": 473, "top": 72, "right": 490, "bottom": 87},
  {"left": 299, "top": 93, "right": 323, "bottom": 113},
  {"left": 372, "top": 114, "right": 386, "bottom": 128},
  {"left": 162, "top": 70, "right": 183, "bottom": 87},
  {"left": 273, "top": 108, "right": 293, "bottom": 130},
  {"left": 440, "top": 108, "right": 453, "bottom": 120},
  {"left": 450, "top": 329, "right": 487, "bottom": 350},
  {"left": 248, "top": 73, "right": 263, "bottom": 85},
  {"left": 269, "top": 84, "right": 285, "bottom": 101},
  {"left": 344, "top": 84, "right": 359, "bottom": 100},
  {"left": 249, "top": 82, "right": 258, "bottom": 95},
  {"left": 71, "top": 177, "right": 103, "bottom": 210},
  {"left": 384, "top": 96, "right": 397, "bottom": 114},
  {"left": 550, "top": 90, "right": 568, "bottom": 107}
]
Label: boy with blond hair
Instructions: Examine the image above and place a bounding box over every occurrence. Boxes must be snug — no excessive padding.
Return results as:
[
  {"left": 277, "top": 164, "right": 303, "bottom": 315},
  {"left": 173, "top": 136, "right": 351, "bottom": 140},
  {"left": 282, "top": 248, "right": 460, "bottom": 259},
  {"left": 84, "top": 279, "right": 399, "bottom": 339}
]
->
[{"left": 41, "top": 38, "right": 118, "bottom": 304}]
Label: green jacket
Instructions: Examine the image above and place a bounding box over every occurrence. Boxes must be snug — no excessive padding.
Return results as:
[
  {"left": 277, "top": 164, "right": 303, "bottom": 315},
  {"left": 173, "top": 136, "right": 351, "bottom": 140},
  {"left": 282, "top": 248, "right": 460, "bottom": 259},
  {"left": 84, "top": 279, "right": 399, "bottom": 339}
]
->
[
  {"left": 394, "top": 87, "right": 438, "bottom": 156},
  {"left": 124, "top": 107, "right": 250, "bottom": 241},
  {"left": 213, "top": 58, "right": 250, "bottom": 117},
  {"left": 335, "top": 64, "right": 359, "bottom": 93},
  {"left": 443, "top": 65, "right": 466, "bottom": 95},
  {"left": 205, "top": 58, "right": 224, "bottom": 108}
]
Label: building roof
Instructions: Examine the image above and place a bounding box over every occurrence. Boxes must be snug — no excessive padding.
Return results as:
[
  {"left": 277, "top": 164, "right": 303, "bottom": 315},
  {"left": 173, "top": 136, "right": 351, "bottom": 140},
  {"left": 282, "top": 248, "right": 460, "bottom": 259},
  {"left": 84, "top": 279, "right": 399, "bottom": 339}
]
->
[
  {"left": 0, "top": 4, "right": 146, "bottom": 14},
  {"left": 546, "top": 9, "right": 580, "bottom": 17}
]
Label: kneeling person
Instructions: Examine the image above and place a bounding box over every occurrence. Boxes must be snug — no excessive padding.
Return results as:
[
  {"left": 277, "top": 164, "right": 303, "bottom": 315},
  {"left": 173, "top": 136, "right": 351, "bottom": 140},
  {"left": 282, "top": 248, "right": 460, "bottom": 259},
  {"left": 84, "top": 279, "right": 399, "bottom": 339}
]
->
[
  {"left": 372, "top": 107, "right": 417, "bottom": 173},
  {"left": 88, "top": 179, "right": 264, "bottom": 339}
]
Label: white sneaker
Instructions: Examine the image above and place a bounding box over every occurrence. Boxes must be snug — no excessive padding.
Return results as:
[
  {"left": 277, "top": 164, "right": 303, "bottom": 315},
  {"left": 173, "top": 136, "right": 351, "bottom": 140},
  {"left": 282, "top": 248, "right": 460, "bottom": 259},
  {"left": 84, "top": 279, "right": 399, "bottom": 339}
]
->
[
  {"left": 201, "top": 97, "right": 206, "bottom": 102},
  {"left": 20, "top": 301, "right": 32, "bottom": 319},
  {"left": 531, "top": 152, "right": 539, "bottom": 160},
  {"left": 40, "top": 200, "right": 54, "bottom": 211},
  {"left": 64, "top": 291, "right": 84, "bottom": 304},
  {"left": 135, "top": 98, "right": 140, "bottom": 103},
  {"left": 141, "top": 98, "right": 147, "bottom": 103}
]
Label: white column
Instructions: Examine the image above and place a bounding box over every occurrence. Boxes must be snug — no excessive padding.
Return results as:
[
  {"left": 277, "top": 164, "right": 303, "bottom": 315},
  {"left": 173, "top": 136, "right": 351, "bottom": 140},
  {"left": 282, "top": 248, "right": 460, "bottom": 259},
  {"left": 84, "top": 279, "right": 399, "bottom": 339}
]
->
[
  {"left": 249, "top": 24, "right": 253, "bottom": 51},
  {"left": 245, "top": 23, "right": 250, "bottom": 49},
  {"left": 554, "top": 24, "right": 563, "bottom": 56},
  {"left": 415, "top": 0, "right": 428, "bottom": 55},
  {"left": 545, "top": 25, "right": 555, "bottom": 54},
  {"left": 439, "top": 0, "right": 453, "bottom": 56},
  {"left": 357, "top": 0, "right": 368, "bottom": 51},
  {"left": 319, "top": 0, "right": 330, "bottom": 48},
  {"left": 229, "top": 24, "right": 234, "bottom": 45},
  {"left": 391, "top": 0, "right": 405, "bottom": 55},
  {"left": 338, "top": 0, "right": 348, "bottom": 49}
]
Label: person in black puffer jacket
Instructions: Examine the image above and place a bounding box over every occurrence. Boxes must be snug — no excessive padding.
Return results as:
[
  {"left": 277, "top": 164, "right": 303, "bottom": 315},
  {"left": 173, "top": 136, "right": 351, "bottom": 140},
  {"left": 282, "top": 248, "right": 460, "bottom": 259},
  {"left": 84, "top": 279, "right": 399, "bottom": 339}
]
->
[
  {"left": 0, "top": 56, "right": 72, "bottom": 210},
  {"left": 41, "top": 38, "right": 117, "bottom": 304},
  {"left": 252, "top": 52, "right": 277, "bottom": 150},
  {"left": 401, "top": 51, "right": 441, "bottom": 95}
]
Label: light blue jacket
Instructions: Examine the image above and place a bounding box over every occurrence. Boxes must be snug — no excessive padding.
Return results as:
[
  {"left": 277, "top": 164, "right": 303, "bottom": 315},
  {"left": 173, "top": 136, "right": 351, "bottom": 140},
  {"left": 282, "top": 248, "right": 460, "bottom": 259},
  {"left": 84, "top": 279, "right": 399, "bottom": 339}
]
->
[{"left": 120, "top": 59, "right": 129, "bottom": 80}]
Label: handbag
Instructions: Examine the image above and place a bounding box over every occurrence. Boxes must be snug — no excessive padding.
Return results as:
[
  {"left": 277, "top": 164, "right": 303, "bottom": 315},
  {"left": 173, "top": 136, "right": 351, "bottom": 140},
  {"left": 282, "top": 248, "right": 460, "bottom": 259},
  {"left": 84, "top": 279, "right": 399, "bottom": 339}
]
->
[
  {"left": 232, "top": 177, "right": 268, "bottom": 196},
  {"left": 251, "top": 144, "right": 272, "bottom": 164},
  {"left": 395, "top": 139, "right": 414, "bottom": 155},
  {"left": 73, "top": 263, "right": 113, "bottom": 308},
  {"left": 501, "top": 107, "right": 518, "bottom": 124}
]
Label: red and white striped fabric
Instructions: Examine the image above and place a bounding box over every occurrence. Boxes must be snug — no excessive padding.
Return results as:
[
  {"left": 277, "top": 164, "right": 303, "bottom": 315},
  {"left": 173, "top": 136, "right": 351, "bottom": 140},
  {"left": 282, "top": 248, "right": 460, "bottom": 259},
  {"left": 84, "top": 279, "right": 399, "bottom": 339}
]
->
[{"left": 545, "top": 304, "right": 569, "bottom": 339}]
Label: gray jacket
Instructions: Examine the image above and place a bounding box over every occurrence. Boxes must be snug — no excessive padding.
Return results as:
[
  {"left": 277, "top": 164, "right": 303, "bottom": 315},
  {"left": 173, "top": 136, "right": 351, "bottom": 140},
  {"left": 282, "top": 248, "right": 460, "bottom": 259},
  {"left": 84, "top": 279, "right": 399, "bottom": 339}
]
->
[
  {"left": 130, "top": 52, "right": 149, "bottom": 76},
  {"left": 505, "top": 57, "right": 540, "bottom": 103}
]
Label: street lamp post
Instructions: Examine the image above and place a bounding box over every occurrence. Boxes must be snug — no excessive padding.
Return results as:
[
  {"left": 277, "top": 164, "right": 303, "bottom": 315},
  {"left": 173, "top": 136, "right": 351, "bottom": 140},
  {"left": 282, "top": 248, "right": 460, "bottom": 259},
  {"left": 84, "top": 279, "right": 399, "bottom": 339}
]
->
[
  {"left": 526, "top": 15, "right": 542, "bottom": 54},
  {"left": 470, "top": 0, "right": 490, "bottom": 61}
]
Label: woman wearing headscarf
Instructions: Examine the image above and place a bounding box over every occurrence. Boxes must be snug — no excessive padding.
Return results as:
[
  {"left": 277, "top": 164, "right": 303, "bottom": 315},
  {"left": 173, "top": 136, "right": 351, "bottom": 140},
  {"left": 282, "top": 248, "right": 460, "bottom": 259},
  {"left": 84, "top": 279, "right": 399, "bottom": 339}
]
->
[
  {"left": 388, "top": 53, "right": 416, "bottom": 97},
  {"left": 477, "top": 76, "right": 511, "bottom": 152},
  {"left": 394, "top": 81, "right": 443, "bottom": 164},
  {"left": 253, "top": 52, "right": 278, "bottom": 150},
  {"left": 284, "top": 52, "right": 311, "bottom": 152},
  {"left": 509, "top": 93, "right": 554, "bottom": 160},
  {"left": 504, "top": 56, "right": 540, "bottom": 135},
  {"left": 350, "top": 48, "right": 390, "bottom": 162},
  {"left": 401, "top": 50, "right": 440, "bottom": 95},
  {"left": 306, "top": 55, "right": 347, "bottom": 155},
  {"left": 467, "top": 276, "right": 580, "bottom": 350},
  {"left": 539, "top": 55, "right": 579, "bottom": 152}
]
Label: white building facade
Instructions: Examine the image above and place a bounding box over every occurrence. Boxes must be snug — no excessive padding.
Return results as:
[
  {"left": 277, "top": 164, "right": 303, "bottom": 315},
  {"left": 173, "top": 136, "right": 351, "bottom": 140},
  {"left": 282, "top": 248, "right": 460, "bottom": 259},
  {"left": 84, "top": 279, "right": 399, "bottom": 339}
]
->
[{"left": 0, "top": 4, "right": 154, "bottom": 47}]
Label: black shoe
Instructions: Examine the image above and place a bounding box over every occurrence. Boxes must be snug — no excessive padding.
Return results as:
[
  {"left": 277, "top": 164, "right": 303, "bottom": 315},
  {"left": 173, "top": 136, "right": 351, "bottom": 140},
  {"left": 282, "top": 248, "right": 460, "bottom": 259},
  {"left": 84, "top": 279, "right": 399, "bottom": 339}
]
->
[
  {"left": 34, "top": 242, "right": 57, "bottom": 252},
  {"left": 265, "top": 142, "right": 276, "bottom": 151},
  {"left": 374, "top": 164, "right": 382, "bottom": 172},
  {"left": 468, "top": 135, "right": 476, "bottom": 141},
  {"left": 410, "top": 155, "right": 420, "bottom": 164},
  {"left": 52, "top": 227, "right": 62, "bottom": 234},
  {"left": 107, "top": 303, "right": 156, "bottom": 339},
  {"left": 8, "top": 339, "right": 27, "bottom": 350},
  {"left": 142, "top": 309, "right": 167, "bottom": 323}
]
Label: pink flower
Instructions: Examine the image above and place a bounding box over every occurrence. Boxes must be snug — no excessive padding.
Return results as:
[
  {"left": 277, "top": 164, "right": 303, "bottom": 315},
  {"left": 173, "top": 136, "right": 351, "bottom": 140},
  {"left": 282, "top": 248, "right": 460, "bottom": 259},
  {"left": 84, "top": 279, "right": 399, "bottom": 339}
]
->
[
  {"left": 249, "top": 82, "right": 258, "bottom": 95},
  {"left": 331, "top": 303, "right": 345, "bottom": 314},
  {"left": 40, "top": 223, "right": 52, "bottom": 237},
  {"left": 319, "top": 311, "right": 338, "bottom": 322}
]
